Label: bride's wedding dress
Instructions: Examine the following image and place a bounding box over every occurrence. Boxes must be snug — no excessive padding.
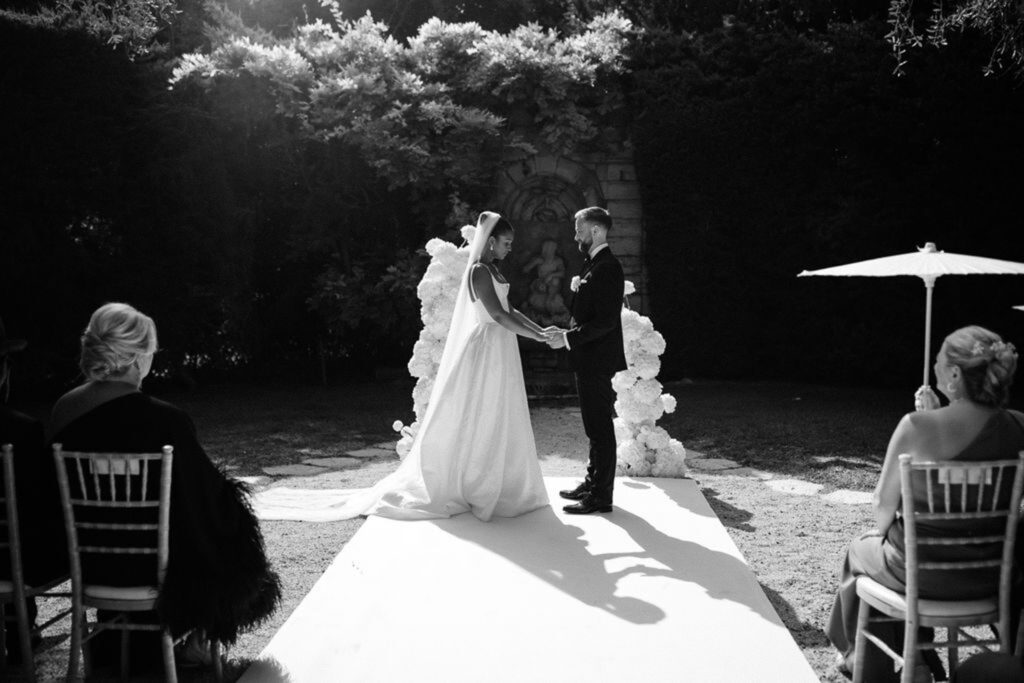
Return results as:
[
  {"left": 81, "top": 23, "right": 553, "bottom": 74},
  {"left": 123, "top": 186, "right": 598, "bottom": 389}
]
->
[
  {"left": 342, "top": 271, "right": 549, "bottom": 521},
  {"left": 254, "top": 214, "right": 549, "bottom": 522}
]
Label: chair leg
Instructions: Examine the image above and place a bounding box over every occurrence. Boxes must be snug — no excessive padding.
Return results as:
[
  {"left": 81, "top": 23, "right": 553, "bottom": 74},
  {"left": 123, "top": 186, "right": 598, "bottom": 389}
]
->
[
  {"left": 852, "top": 600, "right": 872, "bottom": 683},
  {"left": 948, "top": 627, "right": 959, "bottom": 676},
  {"left": 900, "top": 621, "right": 918, "bottom": 683},
  {"left": 14, "top": 597, "right": 34, "bottom": 680},
  {"left": 212, "top": 639, "right": 223, "bottom": 682},
  {"left": 67, "top": 606, "right": 82, "bottom": 680},
  {"left": 161, "top": 629, "right": 177, "bottom": 683},
  {"left": 119, "top": 627, "right": 130, "bottom": 681},
  {"left": 1015, "top": 609, "right": 1024, "bottom": 657},
  {"left": 0, "top": 603, "right": 7, "bottom": 668}
]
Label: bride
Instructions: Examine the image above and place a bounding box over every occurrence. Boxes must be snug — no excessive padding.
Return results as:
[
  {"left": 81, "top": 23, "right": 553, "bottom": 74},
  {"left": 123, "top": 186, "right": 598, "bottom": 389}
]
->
[{"left": 258, "top": 211, "right": 551, "bottom": 521}]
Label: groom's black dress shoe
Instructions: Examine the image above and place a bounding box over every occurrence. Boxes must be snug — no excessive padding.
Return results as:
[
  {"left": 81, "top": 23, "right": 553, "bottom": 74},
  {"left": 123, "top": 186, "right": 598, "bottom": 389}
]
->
[
  {"left": 563, "top": 498, "right": 612, "bottom": 514},
  {"left": 559, "top": 483, "right": 590, "bottom": 501}
]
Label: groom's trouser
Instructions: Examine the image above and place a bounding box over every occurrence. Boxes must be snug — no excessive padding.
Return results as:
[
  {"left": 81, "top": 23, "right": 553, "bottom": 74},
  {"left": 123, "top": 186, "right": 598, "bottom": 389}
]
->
[{"left": 577, "top": 370, "right": 616, "bottom": 505}]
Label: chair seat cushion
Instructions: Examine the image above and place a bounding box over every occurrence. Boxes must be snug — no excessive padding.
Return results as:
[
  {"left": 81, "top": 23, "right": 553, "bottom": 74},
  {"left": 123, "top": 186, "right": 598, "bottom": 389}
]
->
[
  {"left": 83, "top": 584, "right": 159, "bottom": 601},
  {"left": 856, "top": 576, "right": 997, "bottom": 618}
]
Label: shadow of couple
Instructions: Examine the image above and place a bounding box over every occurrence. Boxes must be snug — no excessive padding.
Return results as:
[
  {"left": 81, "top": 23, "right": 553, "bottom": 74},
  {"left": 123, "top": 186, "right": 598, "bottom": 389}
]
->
[{"left": 434, "top": 478, "right": 783, "bottom": 627}]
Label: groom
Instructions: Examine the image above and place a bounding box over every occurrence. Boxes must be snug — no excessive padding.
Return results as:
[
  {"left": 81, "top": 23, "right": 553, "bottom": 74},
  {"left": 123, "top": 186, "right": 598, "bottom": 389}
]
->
[{"left": 547, "top": 206, "right": 626, "bottom": 514}]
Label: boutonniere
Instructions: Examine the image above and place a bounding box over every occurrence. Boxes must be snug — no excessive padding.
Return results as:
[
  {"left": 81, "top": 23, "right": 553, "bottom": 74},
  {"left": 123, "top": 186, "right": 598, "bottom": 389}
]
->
[{"left": 570, "top": 276, "right": 582, "bottom": 292}]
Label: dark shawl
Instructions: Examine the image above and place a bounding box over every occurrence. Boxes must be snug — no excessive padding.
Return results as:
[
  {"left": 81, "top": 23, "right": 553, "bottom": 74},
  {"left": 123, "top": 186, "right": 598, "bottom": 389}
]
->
[
  {"left": 50, "top": 388, "right": 281, "bottom": 643},
  {"left": 0, "top": 406, "right": 68, "bottom": 585}
]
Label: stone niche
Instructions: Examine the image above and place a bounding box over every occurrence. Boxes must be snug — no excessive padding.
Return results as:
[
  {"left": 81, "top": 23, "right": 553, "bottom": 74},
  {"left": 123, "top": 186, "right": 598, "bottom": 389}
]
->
[{"left": 493, "top": 150, "right": 646, "bottom": 395}]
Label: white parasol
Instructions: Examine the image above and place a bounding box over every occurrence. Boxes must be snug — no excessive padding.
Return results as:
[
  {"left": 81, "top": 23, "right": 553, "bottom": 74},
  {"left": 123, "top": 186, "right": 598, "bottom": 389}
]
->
[{"left": 798, "top": 242, "right": 1024, "bottom": 391}]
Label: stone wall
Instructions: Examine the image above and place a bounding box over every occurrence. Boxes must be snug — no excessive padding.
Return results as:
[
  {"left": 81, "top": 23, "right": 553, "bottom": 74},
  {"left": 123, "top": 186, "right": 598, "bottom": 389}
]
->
[{"left": 493, "top": 146, "right": 647, "bottom": 314}]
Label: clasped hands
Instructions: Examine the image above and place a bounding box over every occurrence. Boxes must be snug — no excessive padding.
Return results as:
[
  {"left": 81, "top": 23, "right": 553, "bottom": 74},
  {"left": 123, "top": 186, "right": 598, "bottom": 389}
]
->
[
  {"left": 914, "top": 384, "right": 941, "bottom": 412},
  {"left": 538, "top": 326, "right": 568, "bottom": 349}
]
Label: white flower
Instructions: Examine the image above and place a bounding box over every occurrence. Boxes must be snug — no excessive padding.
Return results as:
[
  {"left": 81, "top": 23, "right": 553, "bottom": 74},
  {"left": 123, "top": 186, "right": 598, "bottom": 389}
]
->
[
  {"left": 631, "top": 379, "right": 663, "bottom": 404},
  {"left": 642, "top": 426, "right": 671, "bottom": 451},
  {"left": 424, "top": 237, "right": 450, "bottom": 256},
  {"left": 460, "top": 224, "right": 476, "bottom": 243},
  {"left": 392, "top": 420, "right": 404, "bottom": 432},
  {"left": 616, "top": 439, "right": 648, "bottom": 476},
  {"left": 396, "top": 433, "right": 415, "bottom": 459},
  {"left": 661, "top": 394, "right": 677, "bottom": 414},
  {"left": 611, "top": 371, "right": 637, "bottom": 393},
  {"left": 613, "top": 417, "right": 631, "bottom": 444},
  {"left": 570, "top": 275, "right": 581, "bottom": 293},
  {"left": 623, "top": 280, "right": 636, "bottom": 296}
]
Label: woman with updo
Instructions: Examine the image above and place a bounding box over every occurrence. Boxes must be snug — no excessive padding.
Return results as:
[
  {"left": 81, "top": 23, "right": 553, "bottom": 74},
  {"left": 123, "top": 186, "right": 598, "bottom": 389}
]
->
[
  {"left": 49, "top": 303, "right": 280, "bottom": 672},
  {"left": 827, "top": 326, "right": 1024, "bottom": 682}
]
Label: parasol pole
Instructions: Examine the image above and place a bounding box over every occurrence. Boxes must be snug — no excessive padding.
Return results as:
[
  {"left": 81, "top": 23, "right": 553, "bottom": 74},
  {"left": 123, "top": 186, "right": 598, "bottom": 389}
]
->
[{"left": 922, "top": 275, "right": 936, "bottom": 388}]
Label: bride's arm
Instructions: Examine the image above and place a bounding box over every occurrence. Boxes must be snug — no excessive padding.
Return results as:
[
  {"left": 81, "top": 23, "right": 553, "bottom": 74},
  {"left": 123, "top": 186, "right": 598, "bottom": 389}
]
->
[
  {"left": 471, "top": 266, "right": 547, "bottom": 342},
  {"left": 510, "top": 308, "right": 545, "bottom": 335}
]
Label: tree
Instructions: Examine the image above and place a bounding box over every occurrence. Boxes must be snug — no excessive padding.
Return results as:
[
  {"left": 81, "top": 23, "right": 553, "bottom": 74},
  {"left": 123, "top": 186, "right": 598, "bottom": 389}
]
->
[{"left": 887, "top": 0, "right": 1024, "bottom": 77}]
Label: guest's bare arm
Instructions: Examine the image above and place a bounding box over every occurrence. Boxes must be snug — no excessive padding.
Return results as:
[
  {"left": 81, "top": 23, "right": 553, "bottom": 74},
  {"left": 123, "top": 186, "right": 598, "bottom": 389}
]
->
[{"left": 873, "top": 414, "right": 914, "bottom": 534}]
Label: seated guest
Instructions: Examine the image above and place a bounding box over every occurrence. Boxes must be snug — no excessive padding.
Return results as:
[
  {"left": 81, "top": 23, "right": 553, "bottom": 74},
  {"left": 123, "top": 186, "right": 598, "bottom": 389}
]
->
[
  {"left": 49, "top": 303, "right": 280, "bottom": 670},
  {"left": 827, "top": 326, "right": 1024, "bottom": 682},
  {"left": 0, "top": 317, "right": 67, "bottom": 663},
  {"left": 0, "top": 320, "right": 67, "bottom": 661}
]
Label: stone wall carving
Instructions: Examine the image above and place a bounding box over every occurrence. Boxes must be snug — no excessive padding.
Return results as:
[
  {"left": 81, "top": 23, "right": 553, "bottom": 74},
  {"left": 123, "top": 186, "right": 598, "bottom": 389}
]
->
[{"left": 495, "top": 151, "right": 647, "bottom": 316}]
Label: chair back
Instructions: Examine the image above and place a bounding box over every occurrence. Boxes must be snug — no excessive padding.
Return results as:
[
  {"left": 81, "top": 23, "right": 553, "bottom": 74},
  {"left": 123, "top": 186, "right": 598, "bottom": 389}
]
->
[
  {"left": 0, "top": 444, "right": 27, "bottom": 588},
  {"left": 898, "top": 451, "right": 1024, "bottom": 648},
  {"left": 52, "top": 444, "right": 173, "bottom": 590}
]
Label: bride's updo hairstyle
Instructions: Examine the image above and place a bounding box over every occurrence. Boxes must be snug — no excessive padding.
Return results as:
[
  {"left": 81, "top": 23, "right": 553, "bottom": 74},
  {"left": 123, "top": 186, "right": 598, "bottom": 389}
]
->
[
  {"left": 80, "top": 302, "right": 158, "bottom": 381},
  {"left": 491, "top": 216, "right": 514, "bottom": 239},
  {"left": 943, "top": 325, "right": 1018, "bottom": 408}
]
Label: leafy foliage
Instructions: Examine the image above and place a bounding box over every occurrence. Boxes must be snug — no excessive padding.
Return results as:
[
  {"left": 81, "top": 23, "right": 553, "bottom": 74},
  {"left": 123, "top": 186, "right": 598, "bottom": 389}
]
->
[
  {"left": 0, "top": 0, "right": 179, "bottom": 58},
  {"left": 887, "top": 0, "right": 1024, "bottom": 77}
]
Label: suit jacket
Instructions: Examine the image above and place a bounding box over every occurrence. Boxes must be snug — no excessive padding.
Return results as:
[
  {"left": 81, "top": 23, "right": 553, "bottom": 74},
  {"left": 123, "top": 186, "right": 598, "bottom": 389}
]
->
[
  {"left": 566, "top": 247, "right": 627, "bottom": 375},
  {"left": 0, "top": 406, "right": 68, "bottom": 585},
  {"left": 51, "top": 391, "right": 280, "bottom": 643}
]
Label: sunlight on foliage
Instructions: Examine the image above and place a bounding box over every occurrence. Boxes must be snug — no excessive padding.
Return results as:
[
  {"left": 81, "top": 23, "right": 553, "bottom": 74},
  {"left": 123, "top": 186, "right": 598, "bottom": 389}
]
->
[
  {"left": 888, "top": 0, "right": 1024, "bottom": 77},
  {"left": 169, "top": 9, "right": 633, "bottom": 188}
]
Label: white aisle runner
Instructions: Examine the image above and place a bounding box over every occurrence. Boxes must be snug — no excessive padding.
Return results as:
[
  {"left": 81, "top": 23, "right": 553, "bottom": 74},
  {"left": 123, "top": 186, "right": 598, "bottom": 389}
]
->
[{"left": 240, "top": 477, "right": 817, "bottom": 683}]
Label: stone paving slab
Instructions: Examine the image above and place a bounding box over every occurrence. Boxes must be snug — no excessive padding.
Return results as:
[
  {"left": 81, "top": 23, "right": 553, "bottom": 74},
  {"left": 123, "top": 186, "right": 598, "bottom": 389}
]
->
[
  {"left": 688, "top": 457, "right": 740, "bottom": 471},
  {"left": 303, "top": 457, "right": 362, "bottom": 469},
  {"left": 764, "top": 479, "right": 823, "bottom": 496},
  {"left": 344, "top": 447, "right": 395, "bottom": 459},
  {"left": 723, "top": 467, "right": 774, "bottom": 480},
  {"left": 263, "top": 464, "right": 328, "bottom": 477},
  {"left": 821, "top": 489, "right": 873, "bottom": 505}
]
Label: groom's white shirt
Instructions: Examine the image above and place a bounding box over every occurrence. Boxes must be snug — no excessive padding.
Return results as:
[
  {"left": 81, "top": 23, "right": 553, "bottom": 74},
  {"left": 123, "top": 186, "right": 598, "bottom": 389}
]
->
[{"left": 563, "top": 242, "right": 609, "bottom": 350}]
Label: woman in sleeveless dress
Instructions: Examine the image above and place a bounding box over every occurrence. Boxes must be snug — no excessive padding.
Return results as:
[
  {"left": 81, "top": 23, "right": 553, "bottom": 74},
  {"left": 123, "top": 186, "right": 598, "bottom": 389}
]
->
[
  {"left": 827, "top": 325, "right": 1024, "bottom": 682},
  {"left": 266, "top": 212, "right": 552, "bottom": 522}
]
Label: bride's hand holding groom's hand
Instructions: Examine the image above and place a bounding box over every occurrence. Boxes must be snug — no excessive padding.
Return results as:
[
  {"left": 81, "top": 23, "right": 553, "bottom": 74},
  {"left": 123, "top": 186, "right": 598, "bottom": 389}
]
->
[
  {"left": 542, "top": 327, "right": 567, "bottom": 349},
  {"left": 529, "top": 329, "right": 551, "bottom": 343}
]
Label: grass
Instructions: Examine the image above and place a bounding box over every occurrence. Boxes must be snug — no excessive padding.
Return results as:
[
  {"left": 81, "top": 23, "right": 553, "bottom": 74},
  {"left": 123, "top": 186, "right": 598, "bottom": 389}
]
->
[{"left": 15, "top": 377, "right": 1017, "bottom": 681}]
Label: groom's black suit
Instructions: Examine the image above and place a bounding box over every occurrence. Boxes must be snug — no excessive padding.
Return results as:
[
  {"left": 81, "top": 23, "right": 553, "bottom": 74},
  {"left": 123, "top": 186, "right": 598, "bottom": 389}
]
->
[{"left": 566, "top": 246, "right": 626, "bottom": 506}]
